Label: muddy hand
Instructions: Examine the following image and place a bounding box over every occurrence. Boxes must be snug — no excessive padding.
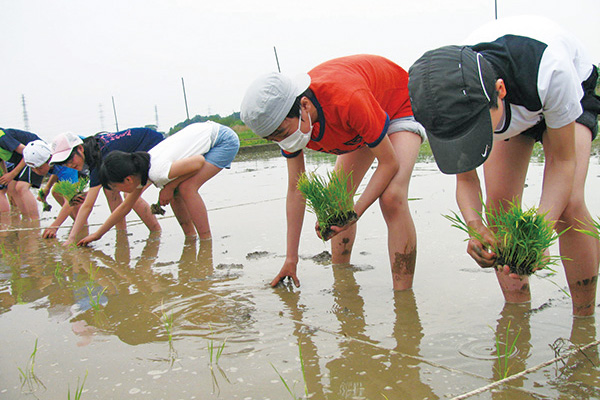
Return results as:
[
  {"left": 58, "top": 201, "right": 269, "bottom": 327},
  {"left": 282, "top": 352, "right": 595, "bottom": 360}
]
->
[
  {"left": 159, "top": 188, "right": 174, "bottom": 206},
  {"left": 77, "top": 232, "right": 100, "bottom": 247},
  {"left": 70, "top": 193, "right": 87, "bottom": 206},
  {"left": 467, "top": 238, "right": 496, "bottom": 268},
  {"left": 270, "top": 263, "right": 300, "bottom": 288},
  {"left": 42, "top": 227, "right": 58, "bottom": 239}
]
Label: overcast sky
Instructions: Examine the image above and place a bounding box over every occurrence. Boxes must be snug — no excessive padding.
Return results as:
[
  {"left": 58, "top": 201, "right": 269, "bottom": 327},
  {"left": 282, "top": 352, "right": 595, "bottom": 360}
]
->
[{"left": 2, "top": 0, "right": 598, "bottom": 142}]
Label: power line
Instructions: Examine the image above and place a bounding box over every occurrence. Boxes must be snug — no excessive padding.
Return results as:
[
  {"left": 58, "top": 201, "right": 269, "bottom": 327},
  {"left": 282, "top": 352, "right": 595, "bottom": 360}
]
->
[{"left": 22, "top": 94, "right": 30, "bottom": 131}]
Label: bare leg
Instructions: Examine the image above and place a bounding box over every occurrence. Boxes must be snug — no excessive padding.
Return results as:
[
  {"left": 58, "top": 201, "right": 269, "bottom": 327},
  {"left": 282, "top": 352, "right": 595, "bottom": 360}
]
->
[
  {"left": 170, "top": 193, "right": 197, "bottom": 237},
  {"left": 483, "top": 135, "right": 534, "bottom": 303},
  {"left": 331, "top": 147, "right": 374, "bottom": 264},
  {"left": 177, "top": 162, "right": 222, "bottom": 239},
  {"left": 383, "top": 131, "right": 421, "bottom": 290},
  {"left": 552, "top": 124, "right": 599, "bottom": 317},
  {"left": 14, "top": 181, "right": 39, "bottom": 220},
  {"left": 131, "top": 197, "right": 161, "bottom": 232},
  {"left": 103, "top": 188, "right": 127, "bottom": 230}
]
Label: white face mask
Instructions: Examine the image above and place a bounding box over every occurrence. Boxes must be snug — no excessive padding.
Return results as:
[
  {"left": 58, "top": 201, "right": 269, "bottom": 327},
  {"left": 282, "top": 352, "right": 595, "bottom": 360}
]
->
[{"left": 277, "top": 111, "right": 312, "bottom": 153}]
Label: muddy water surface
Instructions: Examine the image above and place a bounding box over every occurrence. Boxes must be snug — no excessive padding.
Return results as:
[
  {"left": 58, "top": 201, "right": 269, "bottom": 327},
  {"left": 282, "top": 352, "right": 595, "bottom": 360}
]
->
[{"left": 1, "top": 148, "right": 599, "bottom": 399}]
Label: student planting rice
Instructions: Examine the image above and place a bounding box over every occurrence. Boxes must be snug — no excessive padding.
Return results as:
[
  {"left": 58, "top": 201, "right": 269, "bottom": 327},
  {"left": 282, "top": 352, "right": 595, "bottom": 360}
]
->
[
  {"left": 408, "top": 16, "right": 600, "bottom": 316},
  {"left": 50, "top": 128, "right": 164, "bottom": 246},
  {"left": 241, "top": 55, "right": 426, "bottom": 290},
  {"left": 77, "top": 121, "right": 239, "bottom": 245},
  {"left": 23, "top": 140, "right": 87, "bottom": 237},
  {"left": 0, "top": 128, "right": 47, "bottom": 220}
]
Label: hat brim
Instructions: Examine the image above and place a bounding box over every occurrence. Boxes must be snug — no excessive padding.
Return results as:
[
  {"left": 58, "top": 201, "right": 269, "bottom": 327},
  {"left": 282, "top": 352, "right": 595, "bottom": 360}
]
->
[
  {"left": 50, "top": 149, "right": 73, "bottom": 164},
  {"left": 427, "top": 107, "right": 493, "bottom": 174}
]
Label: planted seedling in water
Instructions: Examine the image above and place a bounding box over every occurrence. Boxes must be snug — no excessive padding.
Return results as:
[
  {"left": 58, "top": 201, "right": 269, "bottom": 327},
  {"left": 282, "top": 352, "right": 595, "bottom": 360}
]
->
[
  {"left": 271, "top": 339, "right": 309, "bottom": 399},
  {"left": 18, "top": 338, "right": 46, "bottom": 393},
  {"left": 53, "top": 177, "right": 89, "bottom": 206},
  {"left": 445, "top": 200, "right": 564, "bottom": 275},
  {"left": 297, "top": 169, "right": 357, "bottom": 240},
  {"left": 491, "top": 320, "right": 521, "bottom": 379},
  {"left": 67, "top": 371, "right": 88, "bottom": 400}
]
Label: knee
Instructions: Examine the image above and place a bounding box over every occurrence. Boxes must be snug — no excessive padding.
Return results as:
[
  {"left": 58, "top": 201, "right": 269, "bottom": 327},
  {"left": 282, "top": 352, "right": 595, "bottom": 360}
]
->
[
  {"left": 14, "top": 183, "right": 31, "bottom": 196},
  {"left": 379, "top": 187, "right": 409, "bottom": 216},
  {"left": 558, "top": 197, "right": 588, "bottom": 228},
  {"left": 177, "top": 182, "right": 199, "bottom": 199}
]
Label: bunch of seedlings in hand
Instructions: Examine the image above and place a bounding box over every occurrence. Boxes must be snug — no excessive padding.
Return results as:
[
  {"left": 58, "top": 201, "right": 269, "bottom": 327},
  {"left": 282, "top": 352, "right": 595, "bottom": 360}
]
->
[
  {"left": 53, "top": 177, "right": 89, "bottom": 206},
  {"left": 445, "top": 200, "right": 564, "bottom": 276},
  {"left": 297, "top": 168, "right": 357, "bottom": 241},
  {"left": 37, "top": 189, "right": 52, "bottom": 212},
  {"left": 151, "top": 202, "right": 166, "bottom": 215}
]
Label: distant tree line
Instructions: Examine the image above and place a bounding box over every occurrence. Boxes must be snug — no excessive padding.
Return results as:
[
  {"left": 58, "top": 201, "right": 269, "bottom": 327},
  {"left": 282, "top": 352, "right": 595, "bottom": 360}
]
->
[{"left": 166, "top": 112, "right": 244, "bottom": 137}]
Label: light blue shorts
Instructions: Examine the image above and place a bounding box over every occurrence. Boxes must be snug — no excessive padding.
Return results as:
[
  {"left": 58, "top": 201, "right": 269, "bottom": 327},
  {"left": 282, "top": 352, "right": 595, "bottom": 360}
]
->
[{"left": 204, "top": 126, "right": 240, "bottom": 169}]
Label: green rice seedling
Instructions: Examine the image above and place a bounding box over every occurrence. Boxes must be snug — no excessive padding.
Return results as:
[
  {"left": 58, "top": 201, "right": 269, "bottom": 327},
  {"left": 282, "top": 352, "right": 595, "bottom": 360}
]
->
[
  {"left": 444, "top": 200, "right": 564, "bottom": 275},
  {"left": 297, "top": 169, "right": 357, "bottom": 240},
  {"left": 298, "top": 340, "right": 308, "bottom": 398},
  {"left": 54, "top": 262, "right": 72, "bottom": 287},
  {"left": 53, "top": 177, "right": 89, "bottom": 206},
  {"left": 38, "top": 189, "right": 52, "bottom": 212},
  {"left": 86, "top": 284, "right": 107, "bottom": 310},
  {"left": 491, "top": 320, "right": 521, "bottom": 379},
  {"left": 207, "top": 324, "right": 227, "bottom": 364},
  {"left": 67, "top": 371, "right": 88, "bottom": 400},
  {"left": 271, "top": 363, "right": 300, "bottom": 400},
  {"left": 86, "top": 265, "right": 106, "bottom": 310},
  {"left": 18, "top": 338, "right": 46, "bottom": 393},
  {"left": 150, "top": 202, "right": 166, "bottom": 215},
  {"left": 575, "top": 216, "right": 600, "bottom": 240},
  {"left": 271, "top": 340, "right": 309, "bottom": 399},
  {"left": 160, "top": 302, "right": 174, "bottom": 344}
]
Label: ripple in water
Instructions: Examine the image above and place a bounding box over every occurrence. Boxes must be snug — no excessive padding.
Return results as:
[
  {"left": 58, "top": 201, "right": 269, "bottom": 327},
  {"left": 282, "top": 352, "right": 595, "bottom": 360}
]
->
[{"left": 457, "top": 338, "right": 519, "bottom": 360}]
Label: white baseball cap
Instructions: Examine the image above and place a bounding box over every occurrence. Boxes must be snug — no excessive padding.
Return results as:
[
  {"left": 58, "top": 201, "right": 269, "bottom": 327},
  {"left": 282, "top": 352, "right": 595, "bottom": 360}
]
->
[
  {"left": 240, "top": 72, "right": 311, "bottom": 138},
  {"left": 50, "top": 132, "right": 83, "bottom": 164},
  {"left": 23, "top": 140, "right": 52, "bottom": 168}
]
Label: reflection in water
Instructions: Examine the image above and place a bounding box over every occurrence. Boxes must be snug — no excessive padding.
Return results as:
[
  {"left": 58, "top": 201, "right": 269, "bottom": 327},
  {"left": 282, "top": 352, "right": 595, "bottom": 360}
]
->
[
  {"left": 273, "top": 263, "right": 438, "bottom": 399},
  {"left": 491, "top": 303, "right": 532, "bottom": 396},
  {"left": 327, "top": 265, "right": 437, "bottom": 399}
]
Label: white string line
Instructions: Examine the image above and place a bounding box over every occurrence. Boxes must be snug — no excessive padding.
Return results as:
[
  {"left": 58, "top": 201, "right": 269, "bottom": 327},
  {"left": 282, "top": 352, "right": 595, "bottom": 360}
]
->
[
  {"left": 0, "top": 197, "right": 286, "bottom": 233},
  {"left": 450, "top": 339, "right": 600, "bottom": 400}
]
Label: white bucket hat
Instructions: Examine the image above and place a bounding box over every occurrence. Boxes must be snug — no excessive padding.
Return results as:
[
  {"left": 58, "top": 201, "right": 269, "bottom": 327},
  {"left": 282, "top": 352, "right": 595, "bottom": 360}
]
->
[{"left": 240, "top": 72, "right": 311, "bottom": 138}]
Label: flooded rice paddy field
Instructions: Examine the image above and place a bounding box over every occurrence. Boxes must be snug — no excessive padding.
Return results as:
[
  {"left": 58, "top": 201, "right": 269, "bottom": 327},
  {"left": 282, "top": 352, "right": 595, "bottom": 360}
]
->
[{"left": 1, "top": 147, "right": 599, "bottom": 399}]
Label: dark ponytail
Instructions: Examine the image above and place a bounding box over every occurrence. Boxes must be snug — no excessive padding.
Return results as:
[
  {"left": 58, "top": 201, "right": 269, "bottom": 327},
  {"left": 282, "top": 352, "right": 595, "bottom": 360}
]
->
[
  {"left": 99, "top": 151, "right": 151, "bottom": 190},
  {"left": 82, "top": 136, "right": 103, "bottom": 169}
]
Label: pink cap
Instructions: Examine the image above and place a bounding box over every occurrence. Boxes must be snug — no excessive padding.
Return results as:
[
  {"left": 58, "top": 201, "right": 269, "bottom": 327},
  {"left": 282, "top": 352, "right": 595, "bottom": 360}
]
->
[{"left": 50, "top": 133, "right": 83, "bottom": 164}]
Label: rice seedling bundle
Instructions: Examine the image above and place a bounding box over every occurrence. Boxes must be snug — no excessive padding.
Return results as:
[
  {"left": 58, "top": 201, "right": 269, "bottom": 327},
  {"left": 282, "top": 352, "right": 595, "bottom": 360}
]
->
[
  {"left": 53, "top": 177, "right": 89, "bottom": 206},
  {"left": 297, "top": 169, "right": 357, "bottom": 240},
  {"left": 37, "top": 189, "right": 52, "bottom": 212},
  {"left": 445, "top": 200, "right": 563, "bottom": 275},
  {"left": 151, "top": 202, "right": 166, "bottom": 215}
]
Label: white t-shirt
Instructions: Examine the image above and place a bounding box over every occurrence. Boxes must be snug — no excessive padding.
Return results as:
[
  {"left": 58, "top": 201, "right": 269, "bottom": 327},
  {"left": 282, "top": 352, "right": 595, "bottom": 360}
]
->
[
  {"left": 148, "top": 121, "right": 220, "bottom": 188},
  {"left": 465, "top": 16, "right": 594, "bottom": 140}
]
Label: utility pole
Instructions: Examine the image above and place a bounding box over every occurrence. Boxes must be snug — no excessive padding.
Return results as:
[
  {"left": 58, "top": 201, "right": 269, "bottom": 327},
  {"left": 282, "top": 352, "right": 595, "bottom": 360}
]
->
[
  {"left": 273, "top": 46, "right": 281, "bottom": 72},
  {"left": 99, "top": 103, "right": 105, "bottom": 131},
  {"left": 21, "top": 95, "right": 30, "bottom": 131},
  {"left": 111, "top": 96, "right": 119, "bottom": 132},
  {"left": 495, "top": 0, "right": 498, "bottom": 19},
  {"left": 181, "top": 77, "right": 190, "bottom": 120},
  {"left": 155, "top": 105, "right": 159, "bottom": 130}
]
